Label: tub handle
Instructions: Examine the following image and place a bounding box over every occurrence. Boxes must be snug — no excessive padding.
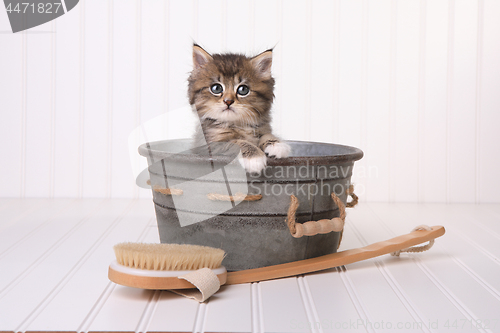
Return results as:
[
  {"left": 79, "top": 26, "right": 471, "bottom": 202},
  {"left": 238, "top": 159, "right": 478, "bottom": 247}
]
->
[
  {"left": 286, "top": 191, "right": 347, "bottom": 238},
  {"left": 207, "top": 192, "right": 262, "bottom": 202},
  {"left": 346, "top": 185, "right": 358, "bottom": 208},
  {"left": 147, "top": 180, "right": 184, "bottom": 196}
]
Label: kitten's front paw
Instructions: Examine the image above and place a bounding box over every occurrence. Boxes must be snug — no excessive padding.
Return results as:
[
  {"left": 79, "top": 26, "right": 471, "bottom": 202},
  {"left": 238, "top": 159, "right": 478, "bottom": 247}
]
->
[
  {"left": 265, "top": 142, "right": 291, "bottom": 158},
  {"left": 238, "top": 154, "right": 267, "bottom": 174}
]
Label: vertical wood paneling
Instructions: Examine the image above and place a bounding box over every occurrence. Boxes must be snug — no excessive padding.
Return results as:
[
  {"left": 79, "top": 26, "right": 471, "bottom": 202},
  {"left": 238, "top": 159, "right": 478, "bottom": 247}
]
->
[
  {"left": 53, "top": 6, "right": 82, "bottom": 198},
  {"left": 197, "top": 0, "right": 224, "bottom": 52},
  {"left": 304, "top": 1, "right": 312, "bottom": 141},
  {"left": 81, "top": 0, "right": 109, "bottom": 197},
  {"left": 275, "top": 0, "right": 284, "bottom": 137},
  {"left": 77, "top": 3, "right": 85, "bottom": 197},
  {"left": 0, "top": 2, "right": 10, "bottom": 29},
  {"left": 226, "top": 0, "right": 252, "bottom": 54},
  {"left": 388, "top": 0, "right": 397, "bottom": 202},
  {"left": 1, "top": 0, "right": 499, "bottom": 203},
  {"left": 417, "top": 0, "right": 426, "bottom": 203},
  {"left": 106, "top": 0, "right": 114, "bottom": 198},
  {"left": 138, "top": 0, "right": 167, "bottom": 199},
  {"left": 392, "top": 0, "right": 420, "bottom": 202},
  {"left": 253, "top": 0, "right": 280, "bottom": 53},
  {"left": 422, "top": 0, "right": 448, "bottom": 203},
  {"left": 448, "top": 0, "right": 478, "bottom": 203},
  {"left": 332, "top": 0, "right": 340, "bottom": 145},
  {"left": 357, "top": 0, "right": 369, "bottom": 201},
  {"left": 338, "top": 0, "right": 365, "bottom": 201},
  {"left": 309, "top": 0, "right": 336, "bottom": 144},
  {"left": 338, "top": 0, "right": 363, "bottom": 149},
  {"left": 160, "top": 6, "right": 197, "bottom": 149},
  {"left": 165, "top": 0, "right": 194, "bottom": 138},
  {"left": 49, "top": 21, "right": 56, "bottom": 197},
  {"left": 253, "top": 0, "right": 281, "bottom": 135},
  {"left": 189, "top": 0, "right": 224, "bottom": 143},
  {"left": 24, "top": 28, "right": 53, "bottom": 197},
  {"left": 474, "top": 0, "right": 483, "bottom": 205},
  {"left": 365, "top": 0, "right": 391, "bottom": 202},
  {"left": 281, "top": 0, "right": 308, "bottom": 141},
  {"left": 110, "top": 0, "right": 138, "bottom": 198},
  {"left": 0, "top": 28, "right": 23, "bottom": 197},
  {"left": 478, "top": 0, "right": 500, "bottom": 203}
]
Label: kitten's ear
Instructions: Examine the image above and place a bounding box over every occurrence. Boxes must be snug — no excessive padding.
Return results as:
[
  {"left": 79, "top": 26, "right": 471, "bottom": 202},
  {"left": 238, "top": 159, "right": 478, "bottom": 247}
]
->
[
  {"left": 251, "top": 49, "right": 273, "bottom": 78},
  {"left": 193, "top": 44, "right": 213, "bottom": 69}
]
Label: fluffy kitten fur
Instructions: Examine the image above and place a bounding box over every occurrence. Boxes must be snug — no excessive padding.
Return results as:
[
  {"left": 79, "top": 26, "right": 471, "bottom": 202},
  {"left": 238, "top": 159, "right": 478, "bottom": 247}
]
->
[{"left": 188, "top": 44, "right": 290, "bottom": 173}]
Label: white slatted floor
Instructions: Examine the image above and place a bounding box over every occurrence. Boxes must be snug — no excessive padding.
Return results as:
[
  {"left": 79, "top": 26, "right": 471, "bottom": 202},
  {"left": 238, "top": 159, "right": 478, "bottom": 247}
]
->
[{"left": 1, "top": 199, "right": 500, "bottom": 333}]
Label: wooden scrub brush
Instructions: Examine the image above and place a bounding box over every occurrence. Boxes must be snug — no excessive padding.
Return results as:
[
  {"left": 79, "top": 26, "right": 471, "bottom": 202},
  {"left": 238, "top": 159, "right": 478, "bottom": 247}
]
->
[
  {"left": 108, "top": 243, "right": 227, "bottom": 290},
  {"left": 109, "top": 226, "right": 445, "bottom": 290}
]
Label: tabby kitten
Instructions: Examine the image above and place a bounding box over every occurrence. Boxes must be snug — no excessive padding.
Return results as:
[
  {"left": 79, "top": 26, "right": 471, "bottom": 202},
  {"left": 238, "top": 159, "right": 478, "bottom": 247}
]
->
[{"left": 188, "top": 44, "right": 290, "bottom": 174}]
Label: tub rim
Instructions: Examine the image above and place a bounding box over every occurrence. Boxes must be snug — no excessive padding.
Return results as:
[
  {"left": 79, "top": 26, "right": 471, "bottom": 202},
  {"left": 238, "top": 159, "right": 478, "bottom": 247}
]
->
[{"left": 139, "top": 139, "right": 363, "bottom": 167}]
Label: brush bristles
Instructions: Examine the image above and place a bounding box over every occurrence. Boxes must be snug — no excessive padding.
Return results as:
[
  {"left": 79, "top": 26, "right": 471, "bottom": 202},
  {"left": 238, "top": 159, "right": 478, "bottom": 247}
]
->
[{"left": 113, "top": 243, "right": 225, "bottom": 271}]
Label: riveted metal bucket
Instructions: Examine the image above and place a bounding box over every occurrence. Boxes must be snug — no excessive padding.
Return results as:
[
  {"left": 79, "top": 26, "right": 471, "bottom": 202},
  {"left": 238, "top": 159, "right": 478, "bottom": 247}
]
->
[{"left": 138, "top": 139, "right": 363, "bottom": 271}]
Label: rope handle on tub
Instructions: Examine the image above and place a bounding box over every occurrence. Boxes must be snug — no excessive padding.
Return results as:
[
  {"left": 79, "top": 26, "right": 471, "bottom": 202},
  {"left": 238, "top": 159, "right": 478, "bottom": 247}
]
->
[
  {"left": 286, "top": 186, "right": 357, "bottom": 238},
  {"left": 147, "top": 180, "right": 262, "bottom": 201},
  {"left": 152, "top": 185, "right": 184, "bottom": 196},
  {"left": 346, "top": 185, "right": 358, "bottom": 208},
  {"left": 286, "top": 193, "right": 345, "bottom": 238},
  {"left": 147, "top": 176, "right": 357, "bottom": 207},
  {"left": 206, "top": 192, "right": 263, "bottom": 202},
  {"left": 147, "top": 180, "right": 184, "bottom": 196}
]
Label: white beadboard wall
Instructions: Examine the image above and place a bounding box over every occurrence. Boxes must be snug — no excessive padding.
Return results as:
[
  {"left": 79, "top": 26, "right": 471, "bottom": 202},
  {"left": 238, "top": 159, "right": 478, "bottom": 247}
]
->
[{"left": 1, "top": 0, "right": 499, "bottom": 202}]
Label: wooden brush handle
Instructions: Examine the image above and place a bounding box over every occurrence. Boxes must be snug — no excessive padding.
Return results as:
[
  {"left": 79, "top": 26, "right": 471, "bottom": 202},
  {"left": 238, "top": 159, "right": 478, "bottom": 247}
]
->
[{"left": 226, "top": 225, "right": 445, "bottom": 285}]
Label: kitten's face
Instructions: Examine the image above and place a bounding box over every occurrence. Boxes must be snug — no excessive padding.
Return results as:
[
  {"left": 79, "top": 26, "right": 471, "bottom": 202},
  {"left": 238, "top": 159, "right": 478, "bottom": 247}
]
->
[{"left": 188, "top": 45, "right": 275, "bottom": 125}]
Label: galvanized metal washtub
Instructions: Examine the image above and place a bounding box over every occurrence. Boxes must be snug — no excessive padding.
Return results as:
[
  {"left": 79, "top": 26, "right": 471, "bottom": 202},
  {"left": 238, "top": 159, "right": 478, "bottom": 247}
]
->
[{"left": 139, "top": 139, "right": 363, "bottom": 271}]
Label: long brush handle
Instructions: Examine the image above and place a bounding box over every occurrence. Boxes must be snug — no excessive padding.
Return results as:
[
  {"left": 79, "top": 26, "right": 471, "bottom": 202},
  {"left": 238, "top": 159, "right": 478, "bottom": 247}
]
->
[{"left": 225, "top": 225, "right": 445, "bottom": 285}]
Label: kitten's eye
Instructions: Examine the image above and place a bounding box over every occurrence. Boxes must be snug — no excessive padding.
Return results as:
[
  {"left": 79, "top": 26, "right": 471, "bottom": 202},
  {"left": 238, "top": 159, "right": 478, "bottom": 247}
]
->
[
  {"left": 237, "top": 85, "right": 250, "bottom": 96},
  {"left": 210, "top": 83, "right": 223, "bottom": 95}
]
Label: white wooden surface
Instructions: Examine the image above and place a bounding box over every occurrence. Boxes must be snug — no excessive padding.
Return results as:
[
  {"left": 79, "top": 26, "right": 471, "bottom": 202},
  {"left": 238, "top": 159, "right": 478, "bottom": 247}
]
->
[
  {"left": 1, "top": 199, "right": 500, "bottom": 332},
  {"left": 1, "top": 0, "right": 500, "bottom": 202}
]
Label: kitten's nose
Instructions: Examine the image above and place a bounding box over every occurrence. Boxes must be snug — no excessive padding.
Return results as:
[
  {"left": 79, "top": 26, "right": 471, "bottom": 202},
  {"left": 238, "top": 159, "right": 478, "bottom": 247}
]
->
[{"left": 224, "top": 98, "right": 234, "bottom": 106}]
